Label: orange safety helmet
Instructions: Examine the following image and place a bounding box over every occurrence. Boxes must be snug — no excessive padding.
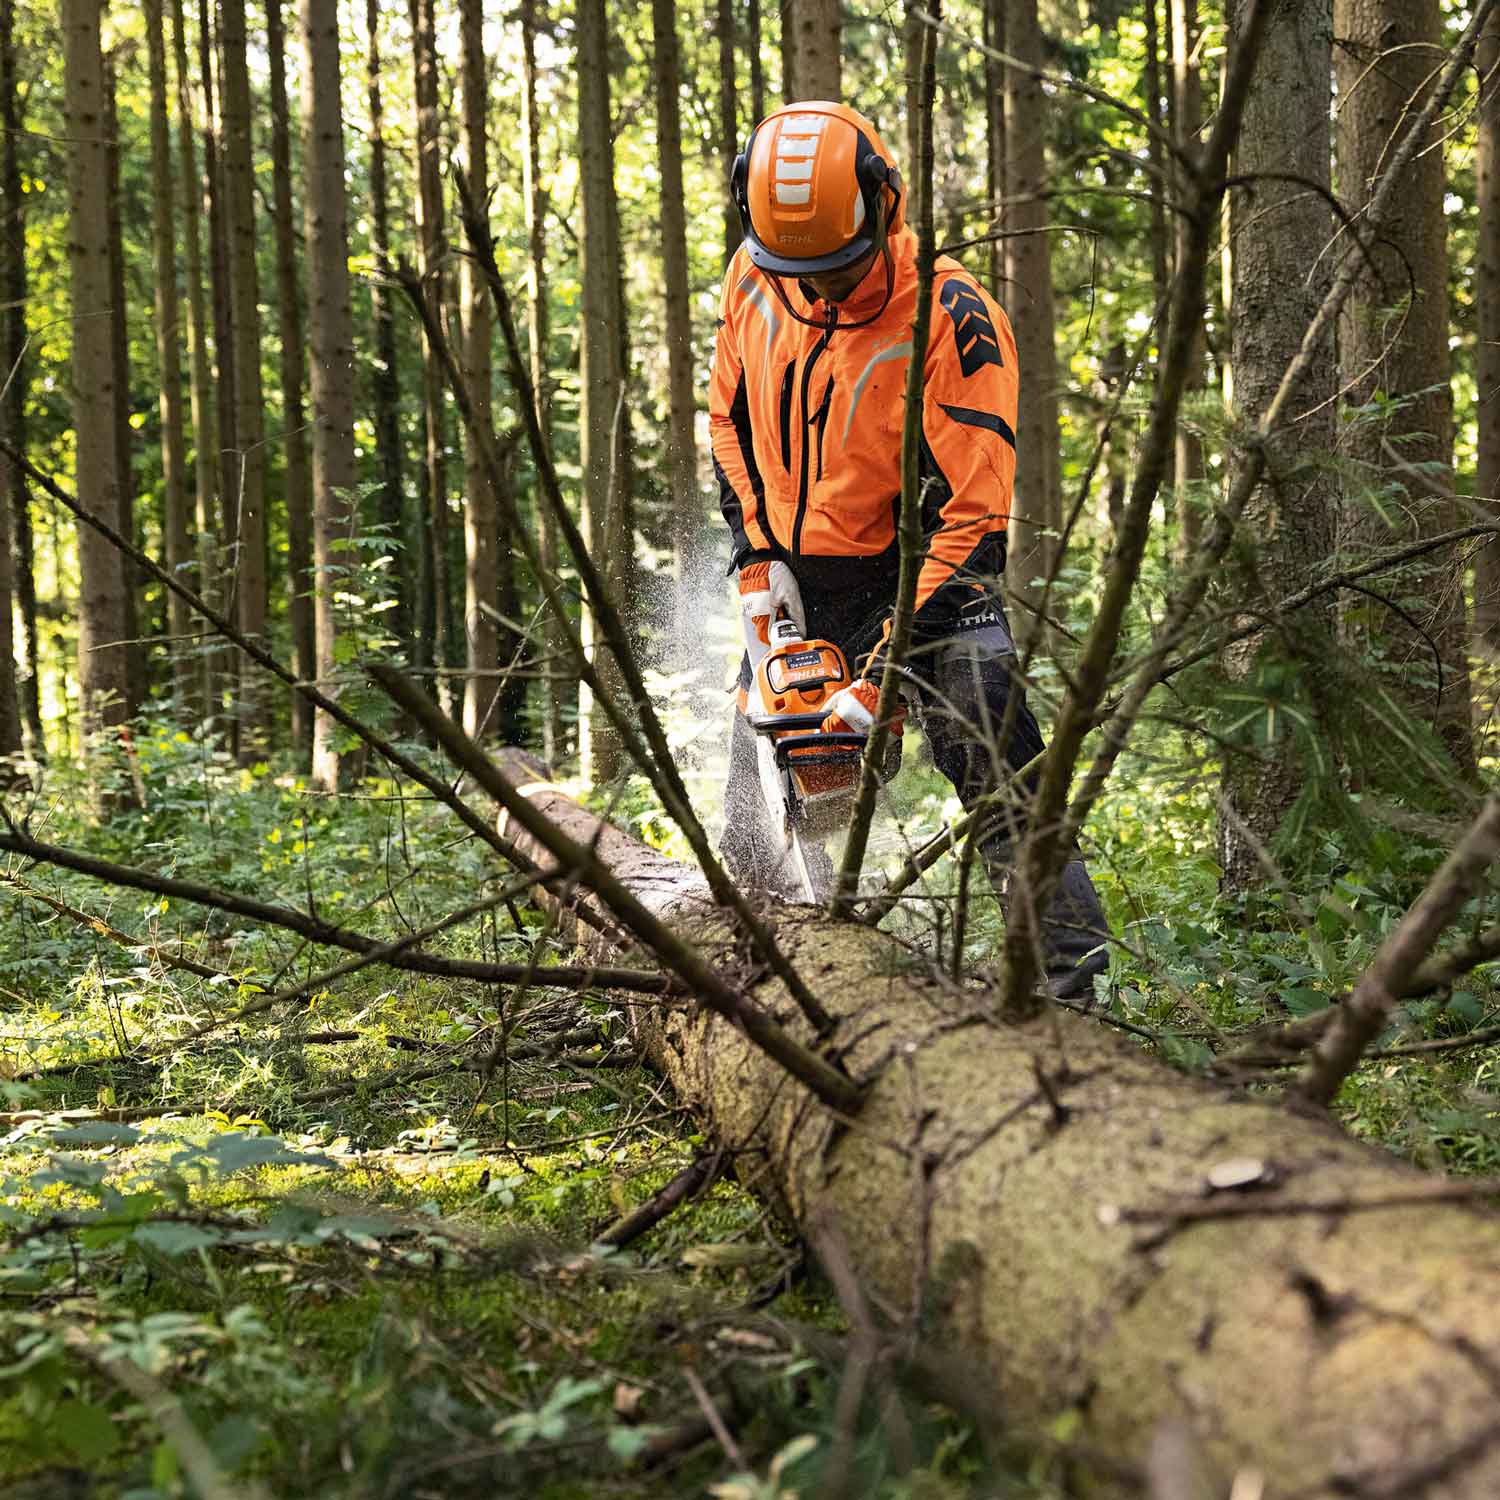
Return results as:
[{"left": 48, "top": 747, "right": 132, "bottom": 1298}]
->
[{"left": 732, "top": 102, "right": 904, "bottom": 277}]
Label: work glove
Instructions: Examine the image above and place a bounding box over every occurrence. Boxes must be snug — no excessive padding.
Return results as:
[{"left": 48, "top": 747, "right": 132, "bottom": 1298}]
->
[
  {"left": 823, "top": 679, "right": 906, "bottom": 739},
  {"left": 738, "top": 560, "right": 806, "bottom": 668}
]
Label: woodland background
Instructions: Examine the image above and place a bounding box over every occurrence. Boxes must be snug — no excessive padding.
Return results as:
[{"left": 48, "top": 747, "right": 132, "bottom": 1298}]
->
[{"left": 2, "top": 0, "right": 1500, "bottom": 1496}]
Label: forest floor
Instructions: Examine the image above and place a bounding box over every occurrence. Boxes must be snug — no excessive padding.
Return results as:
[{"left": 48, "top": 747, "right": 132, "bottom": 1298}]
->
[{"left": 1, "top": 717, "right": 1497, "bottom": 1498}]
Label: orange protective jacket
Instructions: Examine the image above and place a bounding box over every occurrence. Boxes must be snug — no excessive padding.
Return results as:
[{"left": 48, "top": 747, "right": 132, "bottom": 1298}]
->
[{"left": 709, "top": 225, "right": 1019, "bottom": 654}]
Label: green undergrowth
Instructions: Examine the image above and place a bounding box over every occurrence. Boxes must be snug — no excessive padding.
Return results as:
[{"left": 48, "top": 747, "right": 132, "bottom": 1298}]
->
[{"left": 0, "top": 732, "right": 1067, "bottom": 1499}]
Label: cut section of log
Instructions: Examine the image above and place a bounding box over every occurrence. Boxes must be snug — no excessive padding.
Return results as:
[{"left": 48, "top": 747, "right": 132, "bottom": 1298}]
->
[{"left": 495, "top": 749, "right": 1500, "bottom": 1497}]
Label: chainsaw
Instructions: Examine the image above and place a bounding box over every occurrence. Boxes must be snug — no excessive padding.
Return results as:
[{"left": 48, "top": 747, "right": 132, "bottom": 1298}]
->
[{"left": 745, "top": 617, "right": 895, "bottom": 902}]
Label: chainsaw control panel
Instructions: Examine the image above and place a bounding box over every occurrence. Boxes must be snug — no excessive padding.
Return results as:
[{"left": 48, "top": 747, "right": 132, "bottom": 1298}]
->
[{"left": 765, "top": 642, "right": 847, "bottom": 698}]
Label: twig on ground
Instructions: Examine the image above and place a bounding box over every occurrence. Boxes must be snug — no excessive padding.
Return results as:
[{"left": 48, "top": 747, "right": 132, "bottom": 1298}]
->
[{"left": 592, "top": 1151, "right": 724, "bottom": 1250}]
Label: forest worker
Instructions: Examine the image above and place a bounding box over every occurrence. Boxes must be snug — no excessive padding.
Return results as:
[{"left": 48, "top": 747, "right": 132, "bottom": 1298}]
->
[{"left": 708, "top": 100, "right": 1112, "bottom": 999}]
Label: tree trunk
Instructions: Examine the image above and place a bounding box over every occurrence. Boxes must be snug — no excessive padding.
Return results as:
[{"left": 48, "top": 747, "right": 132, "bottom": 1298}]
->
[
  {"left": 982, "top": 0, "right": 1005, "bottom": 301},
  {"left": 267, "top": 0, "right": 315, "bottom": 763},
  {"left": 410, "top": 0, "right": 450, "bottom": 711},
  {"left": 496, "top": 750, "right": 1500, "bottom": 1499},
  {"left": 1168, "top": 0, "right": 1206, "bottom": 556},
  {"left": 1003, "top": 0, "right": 1061, "bottom": 627},
  {"left": 747, "top": 0, "right": 765, "bottom": 124},
  {"left": 364, "top": 0, "right": 409, "bottom": 661},
  {"left": 0, "top": 0, "right": 41, "bottom": 754},
  {"left": 576, "top": 0, "right": 627, "bottom": 784},
  {"left": 0, "top": 442, "right": 15, "bottom": 761},
  {"left": 716, "top": 0, "right": 740, "bottom": 265},
  {"left": 1476, "top": 5, "right": 1500, "bottom": 653},
  {"left": 780, "top": 0, "right": 796, "bottom": 102},
  {"left": 146, "top": 0, "right": 192, "bottom": 716},
  {"left": 785, "top": 0, "right": 839, "bottom": 100},
  {"left": 63, "top": 0, "right": 129, "bottom": 740},
  {"left": 458, "top": 0, "right": 505, "bottom": 743},
  {"left": 1142, "top": 0, "right": 1169, "bottom": 313},
  {"left": 171, "top": 0, "right": 216, "bottom": 723},
  {"left": 1335, "top": 0, "right": 1473, "bottom": 776},
  {"left": 300, "top": 0, "right": 357, "bottom": 791},
  {"left": 199, "top": 0, "right": 237, "bottom": 737},
  {"left": 219, "top": 0, "right": 267, "bottom": 754},
  {"left": 519, "top": 0, "right": 566, "bottom": 764},
  {"left": 651, "top": 0, "right": 702, "bottom": 601},
  {"left": 103, "top": 50, "right": 144, "bottom": 721},
  {"left": 1216, "top": 0, "right": 1338, "bottom": 893}
]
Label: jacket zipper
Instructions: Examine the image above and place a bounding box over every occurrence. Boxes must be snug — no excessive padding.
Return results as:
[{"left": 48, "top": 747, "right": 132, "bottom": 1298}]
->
[
  {"left": 791, "top": 306, "right": 837, "bottom": 556},
  {"left": 778, "top": 363, "right": 794, "bottom": 470},
  {"left": 811, "top": 378, "right": 832, "bottom": 482}
]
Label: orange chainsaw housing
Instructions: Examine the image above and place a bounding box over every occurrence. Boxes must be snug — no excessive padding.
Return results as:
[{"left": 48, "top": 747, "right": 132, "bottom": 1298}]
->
[{"left": 749, "top": 635, "right": 861, "bottom": 807}]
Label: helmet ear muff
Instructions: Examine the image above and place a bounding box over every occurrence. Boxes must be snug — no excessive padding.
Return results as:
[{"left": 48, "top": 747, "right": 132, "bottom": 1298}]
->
[
  {"left": 731, "top": 126, "right": 757, "bottom": 240},
  {"left": 856, "top": 152, "right": 902, "bottom": 234}
]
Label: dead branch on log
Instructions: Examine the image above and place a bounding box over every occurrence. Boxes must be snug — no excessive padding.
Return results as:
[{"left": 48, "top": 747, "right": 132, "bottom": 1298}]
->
[
  {"left": 400, "top": 221, "right": 836, "bottom": 1040},
  {"left": 1290, "top": 800, "right": 1500, "bottom": 1108},
  {"left": 368, "top": 665, "right": 868, "bottom": 1117},
  {"left": 592, "top": 1151, "right": 724, "bottom": 1251}
]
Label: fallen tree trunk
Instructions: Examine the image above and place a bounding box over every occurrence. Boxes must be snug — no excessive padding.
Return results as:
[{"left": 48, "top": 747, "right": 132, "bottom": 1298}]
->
[{"left": 494, "top": 751, "right": 1500, "bottom": 1498}]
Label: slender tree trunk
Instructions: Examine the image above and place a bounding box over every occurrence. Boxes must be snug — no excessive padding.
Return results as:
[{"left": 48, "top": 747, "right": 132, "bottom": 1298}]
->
[
  {"left": 747, "top": 0, "right": 765, "bottom": 123},
  {"left": 520, "top": 0, "right": 565, "bottom": 764},
  {"left": 1003, "top": 0, "right": 1061, "bottom": 625},
  {"left": 301, "top": 0, "right": 357, "bottom": 790},
  {"left": 199, "top": 0, "right": 237, "bottom": 736},
  {"left": 1143, "top": 0, "right": 1170, "bottom": 313},
  {"left": 1335, "top": 0, "right": 1473, "bottom": 774},
  {"left": 785, "top": 0, "right": 839, "bottom": 100},
  {"left": 171, "top": 0, "right": 215, "bottom": 722},
  {"left": 0, "top": 0, "right": 40, "bottom": 754},
  {"left": 717, "top": 0, "right": 740, "bottom": 265},
  {"left": 146, "top": 0, "right": 192, "bottom": 714},
  {"left": 364, "top": 0, "right": 408, "bottom": 659},
  {"left": 267, "top": 0, "right": 315, "bottom": 761},
  {"left": 1216, "top": 0, "right": 1338, "bottom": 892},
  {"left": 1476, "top": 6, "right": 1500, "bottom": 653},
  {"left": 410, "top": 0, "right": 450, "bottom": 710},
  {"left": 982, "top": 0, "right": 1005, "bottom": 300},
  {"left": 103, "top": 51, "right": 143, "bottom": 720},
  {"left": 458, "top": 0, "right": 500, "bottom": 741},
  {"left": 0, "top": 443, "right": 15, "bottom": 761},
  {"left": 219, "top": 0, "right": 267, "bottom": 754},
  {"left": 63, "top": 0, "right": 130, "bottom": 740},
  {"left": 780, "top": 0, "right": 796, "bottom": 102},
  {"left": 1169, "top": 0, "right": 1206, "bottom": 553},
  {"left": 576, "top": 0, "right": 627, "bottom": 783},
  {"left": 652, "top": 0, "right": 701, "bottom": 600}
]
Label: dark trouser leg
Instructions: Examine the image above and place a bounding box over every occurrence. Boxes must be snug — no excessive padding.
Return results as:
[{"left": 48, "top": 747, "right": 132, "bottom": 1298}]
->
[{"left": 911, "top": 635, "right": 1112, "bottom": 999}]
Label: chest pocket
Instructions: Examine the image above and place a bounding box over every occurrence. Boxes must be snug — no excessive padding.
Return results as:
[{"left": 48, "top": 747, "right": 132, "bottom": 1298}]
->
[{"left": 811, "top": 378, "right": 833, "bottom": 481}]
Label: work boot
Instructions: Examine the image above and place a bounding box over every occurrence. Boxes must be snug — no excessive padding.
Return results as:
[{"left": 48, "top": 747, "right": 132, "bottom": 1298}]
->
[{"left": 1040, "top": 858, "right": 1111, "bottom": 1002}]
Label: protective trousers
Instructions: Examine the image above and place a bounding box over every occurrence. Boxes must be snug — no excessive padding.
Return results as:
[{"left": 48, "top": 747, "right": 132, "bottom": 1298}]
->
[{"left": 719, "top": 609, "right": 1113, "bottom": 1001}]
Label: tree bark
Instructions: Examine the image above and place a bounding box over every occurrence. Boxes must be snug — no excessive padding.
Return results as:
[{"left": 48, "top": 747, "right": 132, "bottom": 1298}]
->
[
  {"left": 171, "top": 0, "right": 216, "bottom": 722},
  {"left": 1476, "top": 5, "right": 1500, "bottom": 652},
  {"left": 747, "top": 0, "right": 765, "bottom": 124},
  {"left": 651, "top": 0, "right": 702, "bottom": 602},
  {"left": 1168, "top": 0, "right": 1206, "bottom": 555},
  {"left": 63, "top": 0, "right": 130, "bottom": 740},
  {"left": 410, "top": 0, "right": 450, "bottom": 710},
  {"left": 785, "top": 0, "right": 839, "bottom": 100},
  {"left": 1142, "top": 0, "right": 1170, "bottom": 313},
  {"left": 103, "top": 50, "right": 144, "bottom": 720},
  {"left": 0, "top": 443, "right": 15, "bottom": 760},
  {"left": 982, "top": 0, "right": 1005, "bottom": 301},
  {"left": 576, "top": 0, "right": 627, "bottom": 783},
  {"left": 219, "top": 0, "right": 267, "bottom": 755},
  {"left": 1216, "top": 0, "right": 1339, "bottom": 893},
  {"left": 199, "top": 0, "right": 237, "bottom": 735},
  {"left": 457, "top": 0, "right": 501, "bottom": 742},
  {"left": 300, "top": 0, "right": 358, "bottom": 791},
  {"left": 716, "top": 0, "right": 740, "bottom": 265},
  {"left": 364, "top": 0, "right": 409, "bottom": 661},
  {"left": 146, "top": 0, "right": 193, "bottom": 716},
  {"left": 519, "top": 0, "right": 565, "bottom": 764},
  {"left": 497, "top": 752, "right": 1500, "bottom": 1499},
  {"left": 267, "top": 0, "right": 315, "bottom": 762},
  {"left": 1003, "top": 0, "right": 1061, "bottom": 624},
  {"left": 1335, "top": 0, "right": 1473, "bottom": 775},
  {"left": 780, "top": 0, "right": 796, "bottom": 102},
  {"left": 0, "top": 0, "right": 39, "bottom": 754}
]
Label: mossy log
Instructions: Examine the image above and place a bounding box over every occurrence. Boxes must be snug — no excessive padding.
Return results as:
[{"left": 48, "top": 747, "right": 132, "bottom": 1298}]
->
[{"left": 497, "top": 751, "right": 1500, "bottom": 1497}]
